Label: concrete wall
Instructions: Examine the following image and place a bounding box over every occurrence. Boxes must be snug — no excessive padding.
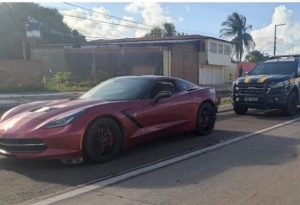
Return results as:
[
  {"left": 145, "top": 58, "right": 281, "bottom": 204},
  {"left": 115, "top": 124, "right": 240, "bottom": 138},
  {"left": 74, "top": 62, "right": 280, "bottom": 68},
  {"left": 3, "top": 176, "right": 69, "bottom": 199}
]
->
[
  {"left": 171, "top": 44, "right": 199, "bottom": 84},
  {"left": 224, "top": 63, "right": 238, "bottom": 83},
  {"left": 31, "top": 48, "right": 68, "bottom": 73},
  {"left": 0, "top": 60, "right": 44, "bottom": 91},
  {"left": 65, "top": 46, "right": 163, "bottom": 79}
]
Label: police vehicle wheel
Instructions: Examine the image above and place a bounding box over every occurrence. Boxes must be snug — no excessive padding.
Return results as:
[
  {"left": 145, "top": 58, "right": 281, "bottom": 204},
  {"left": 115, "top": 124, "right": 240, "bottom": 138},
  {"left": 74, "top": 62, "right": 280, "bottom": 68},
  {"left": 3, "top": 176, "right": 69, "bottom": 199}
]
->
[
  {"left": 283, "top": 92, "right": 298, "bottom": 116},
  {"left": 233, "top": 104, "right": 248, "bottom": 115}
]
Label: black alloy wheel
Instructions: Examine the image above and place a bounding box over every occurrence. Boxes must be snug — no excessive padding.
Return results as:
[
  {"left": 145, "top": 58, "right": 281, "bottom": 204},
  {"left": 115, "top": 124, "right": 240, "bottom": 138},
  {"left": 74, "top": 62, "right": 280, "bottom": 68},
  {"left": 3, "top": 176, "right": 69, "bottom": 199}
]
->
[
  {"left": 283, "top": 92, "right": 298, "bottom": 116},
  {"left": 196, "top": 102, "right": 216, "bottom": 136},
  {"left": 84, "top": 118, "right": 123, "bottom": 163},
  {"left": 233, "top": 103, "right": 248, "bottom": 115}
]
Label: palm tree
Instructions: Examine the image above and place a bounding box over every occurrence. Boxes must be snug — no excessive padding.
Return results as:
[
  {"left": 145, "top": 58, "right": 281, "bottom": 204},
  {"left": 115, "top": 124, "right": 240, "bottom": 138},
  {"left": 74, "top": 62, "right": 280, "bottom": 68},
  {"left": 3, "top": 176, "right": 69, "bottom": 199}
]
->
[
  {"left": 220, "top": 12, "right": 255, "bottom": 63},
  {"left": 163, "top": 23, "right": 176, "bottom": 37}
]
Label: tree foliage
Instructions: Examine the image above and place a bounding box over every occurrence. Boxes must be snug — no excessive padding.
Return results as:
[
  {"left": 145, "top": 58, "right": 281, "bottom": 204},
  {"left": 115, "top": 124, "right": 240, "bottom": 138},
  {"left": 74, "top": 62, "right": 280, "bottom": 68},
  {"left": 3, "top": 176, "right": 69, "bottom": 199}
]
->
[
  {"left": 145, "top": 23, "right": 177, "bottom": 37},
  {"left": 220, "top": 12, "right": 255, "bottom": 62},
  {"left": 163, "top": 23, "right": 176, "bottom": 37},
  {"left": 245, "top": 50, "right": 266, "bottom": 63},
  {"left": 0, "top": 3, "right": 86, "bottom": 59},
  {"left": 145, "top": 26, "right": 163, "bottom": 38}
]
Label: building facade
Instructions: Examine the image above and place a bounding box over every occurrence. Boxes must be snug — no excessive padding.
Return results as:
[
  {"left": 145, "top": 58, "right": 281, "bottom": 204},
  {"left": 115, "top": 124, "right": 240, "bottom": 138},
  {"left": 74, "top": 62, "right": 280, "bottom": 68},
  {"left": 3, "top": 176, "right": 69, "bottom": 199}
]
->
[{"left": 31, "top": 35, "right": 235, "bottom": 85}]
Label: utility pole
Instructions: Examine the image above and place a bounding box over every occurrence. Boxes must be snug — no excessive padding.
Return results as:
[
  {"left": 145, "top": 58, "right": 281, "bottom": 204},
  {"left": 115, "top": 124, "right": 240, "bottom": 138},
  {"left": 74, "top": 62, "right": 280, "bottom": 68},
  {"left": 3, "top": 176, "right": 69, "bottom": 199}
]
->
[{"left": 273, "top": 23, "right": 285, "bottom": 56}]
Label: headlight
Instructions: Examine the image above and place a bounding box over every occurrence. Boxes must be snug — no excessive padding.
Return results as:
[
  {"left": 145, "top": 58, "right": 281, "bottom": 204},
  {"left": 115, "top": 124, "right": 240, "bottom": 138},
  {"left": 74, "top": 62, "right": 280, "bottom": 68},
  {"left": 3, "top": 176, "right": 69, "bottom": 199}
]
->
[
  {"left": 0, "top": 108, "right": 14, "bottom": 122},
  {"left": 232, "top": 80, "right": 238, "bottom": 90},
  {"left": 269, "top": 80, "right": 290, "bottom": 89},
  {"left": 44, "top": 110, "right": 86, "bottom": 129}
]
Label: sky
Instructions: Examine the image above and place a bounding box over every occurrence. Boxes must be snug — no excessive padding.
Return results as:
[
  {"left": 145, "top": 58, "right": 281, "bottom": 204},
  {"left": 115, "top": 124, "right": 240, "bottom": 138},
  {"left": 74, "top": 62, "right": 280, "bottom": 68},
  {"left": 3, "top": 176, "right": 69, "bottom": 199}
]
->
[{"left": 42, "top": 2, "right": 300, "bottom": 56}]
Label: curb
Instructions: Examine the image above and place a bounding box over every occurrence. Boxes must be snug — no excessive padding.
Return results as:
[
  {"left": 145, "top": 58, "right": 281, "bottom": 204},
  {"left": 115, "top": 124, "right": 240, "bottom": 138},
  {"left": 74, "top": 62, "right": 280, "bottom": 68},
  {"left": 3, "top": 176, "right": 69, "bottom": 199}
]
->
[{"left": 218, "top": 104, "right": 233, "bottom": 113}]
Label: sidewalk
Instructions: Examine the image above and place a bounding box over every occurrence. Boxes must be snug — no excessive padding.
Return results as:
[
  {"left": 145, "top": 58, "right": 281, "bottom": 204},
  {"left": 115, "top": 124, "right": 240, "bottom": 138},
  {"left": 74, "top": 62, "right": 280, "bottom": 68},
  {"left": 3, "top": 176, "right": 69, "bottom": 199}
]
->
[
  {"left": 218, "top": 104, "right": 232, "bottom": 112},
  {"left": 0, "top": 92, "right": 233, "bottom": 112},
  {"left": 0, "top": 92, "right": 83, "bottom": 99},
  {"left": 0, "top": 92, "right": 83, "bottom": 110}
]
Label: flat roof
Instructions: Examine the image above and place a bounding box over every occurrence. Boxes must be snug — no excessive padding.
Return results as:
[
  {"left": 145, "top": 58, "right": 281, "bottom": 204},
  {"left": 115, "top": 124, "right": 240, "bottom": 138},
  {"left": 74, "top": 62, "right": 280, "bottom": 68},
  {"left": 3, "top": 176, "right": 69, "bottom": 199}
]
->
[{"left": 88, "top": 34, "right": 233, "bottom": 45}]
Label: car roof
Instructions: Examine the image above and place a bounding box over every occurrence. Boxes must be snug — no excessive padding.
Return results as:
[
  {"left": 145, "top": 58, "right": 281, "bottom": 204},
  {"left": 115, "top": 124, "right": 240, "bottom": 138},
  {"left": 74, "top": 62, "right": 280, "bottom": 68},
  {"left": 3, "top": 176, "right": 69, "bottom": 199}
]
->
[
  {"left": 265, "top": 58, "right": 299, "bottom": 63},
  {"left": 265, "top": 55, "right": 300, "bottom": 63}
]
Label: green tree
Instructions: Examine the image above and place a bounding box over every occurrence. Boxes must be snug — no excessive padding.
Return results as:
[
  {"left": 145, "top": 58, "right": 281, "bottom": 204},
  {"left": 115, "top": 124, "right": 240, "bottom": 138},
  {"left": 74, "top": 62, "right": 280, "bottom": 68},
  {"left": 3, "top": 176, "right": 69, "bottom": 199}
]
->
[
  {"left": 145, "top": 26, "right": 163, "bottom": 38},
  {"left": 177, "top": 32, "right": 188, "bottom": 36},
  {"left": 245, "top": 50, "right": 266, "bottom": 63},
  {"left": 163, "top": 23, "right": 176, "bottom": 37},
  {"left": 145, "top": 23, "right": 177, "bottom": 38},
  {"left": 0, "top": 3, "right": 86, "bottom": 59},
  {"left": 220, "top": 12, "right": 255, "bottom": 62}
]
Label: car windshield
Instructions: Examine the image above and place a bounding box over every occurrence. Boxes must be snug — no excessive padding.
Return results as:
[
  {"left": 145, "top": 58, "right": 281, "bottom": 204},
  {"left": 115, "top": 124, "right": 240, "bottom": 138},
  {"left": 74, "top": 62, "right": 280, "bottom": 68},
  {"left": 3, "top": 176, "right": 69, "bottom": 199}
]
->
[
  {"left": 250, "top": 61, "right": 297, "bottom": 75},
  {"left": 80, "top": 77, "right": 151, "bottom": 101}
]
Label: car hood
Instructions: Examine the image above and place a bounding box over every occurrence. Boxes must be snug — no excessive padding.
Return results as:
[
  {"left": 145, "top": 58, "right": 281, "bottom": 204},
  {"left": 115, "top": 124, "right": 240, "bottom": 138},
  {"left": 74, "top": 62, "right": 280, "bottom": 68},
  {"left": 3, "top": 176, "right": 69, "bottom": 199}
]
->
[
  {"left": 236, "top": 74, "right": 292, "bottom": 84},
  {"left": 0, "top": 98, "right": 109, "bottom": 133}
]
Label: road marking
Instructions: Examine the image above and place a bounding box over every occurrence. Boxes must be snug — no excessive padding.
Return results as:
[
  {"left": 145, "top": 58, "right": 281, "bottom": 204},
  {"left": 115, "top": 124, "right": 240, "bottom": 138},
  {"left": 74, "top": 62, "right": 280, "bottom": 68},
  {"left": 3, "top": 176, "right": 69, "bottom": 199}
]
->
[{"left": 30, "top": 117, "right": 300, "bottom": 205}]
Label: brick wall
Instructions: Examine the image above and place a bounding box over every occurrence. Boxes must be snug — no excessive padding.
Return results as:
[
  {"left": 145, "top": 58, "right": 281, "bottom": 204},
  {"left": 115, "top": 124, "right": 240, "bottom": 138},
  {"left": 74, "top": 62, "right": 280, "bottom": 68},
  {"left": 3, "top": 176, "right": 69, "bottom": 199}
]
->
[{"left": 0, "top": 60, "right": 44, "bottom": 92}]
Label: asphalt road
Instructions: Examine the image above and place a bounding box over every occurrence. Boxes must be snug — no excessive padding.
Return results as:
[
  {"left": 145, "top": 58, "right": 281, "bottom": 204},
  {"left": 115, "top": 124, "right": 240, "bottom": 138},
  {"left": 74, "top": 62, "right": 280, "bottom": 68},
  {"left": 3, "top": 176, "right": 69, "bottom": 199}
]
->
[
  {"left": 57, "top": 120, "right": 300, "bottom": 205},
  {"left": 0, "top": 108, "right": 300, "bottom": 205}
]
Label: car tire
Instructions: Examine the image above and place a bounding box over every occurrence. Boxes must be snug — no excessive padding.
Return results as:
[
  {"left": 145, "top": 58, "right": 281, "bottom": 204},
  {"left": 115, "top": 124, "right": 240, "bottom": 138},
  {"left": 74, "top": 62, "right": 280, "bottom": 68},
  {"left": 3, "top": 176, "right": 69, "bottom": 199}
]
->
[
  {"left": 233, "top": 103, "right": 248, "bottom": 115},
  {"left": 283, "top": 91, "right": 298, "bottom": 116},
  {"left": 83, "top": 118, "right": 123, "bottom": 163},
  {"left": 196, "top": 102, "right": 216, "bottom": 136}
]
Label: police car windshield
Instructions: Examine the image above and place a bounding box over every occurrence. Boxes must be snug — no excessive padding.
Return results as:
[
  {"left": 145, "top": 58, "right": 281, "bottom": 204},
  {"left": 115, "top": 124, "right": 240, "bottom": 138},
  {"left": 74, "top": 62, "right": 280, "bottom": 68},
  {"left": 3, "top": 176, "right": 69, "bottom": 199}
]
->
[{"left": 250, "top": 61, "right": 297, "bottom": 75}]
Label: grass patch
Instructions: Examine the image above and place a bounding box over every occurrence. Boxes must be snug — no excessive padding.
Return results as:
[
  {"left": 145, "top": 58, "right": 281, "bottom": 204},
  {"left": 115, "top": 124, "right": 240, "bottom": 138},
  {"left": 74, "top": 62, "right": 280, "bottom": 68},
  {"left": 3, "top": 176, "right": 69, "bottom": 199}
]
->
[
  {"left": 42, "top": 72, "right": 110, "bottom": 92},
  {"left": 218, "top": 97, "right": 232, "bottom": 106}
]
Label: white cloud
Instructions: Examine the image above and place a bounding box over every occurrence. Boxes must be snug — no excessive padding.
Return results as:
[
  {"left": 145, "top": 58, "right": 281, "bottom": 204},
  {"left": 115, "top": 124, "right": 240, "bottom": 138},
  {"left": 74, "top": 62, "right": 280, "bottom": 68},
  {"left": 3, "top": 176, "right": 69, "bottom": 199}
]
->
[
  {"left": 60, "top": 7, "right": 140, "bottom": 40},
  {"left": 178, "top": 17, "right": 184, "bottom": 23},
  {"left": 60, "top": 2, "right": 175, "bottom": 40},
  {"left": 125, "top": 2, "right": 174, "bottom": 37},
  {"left": 251, "top": 5, "right": 300, "bottom": 55},
  {"left": 185, "top": 6, "right": 190, "bottom": 12}
]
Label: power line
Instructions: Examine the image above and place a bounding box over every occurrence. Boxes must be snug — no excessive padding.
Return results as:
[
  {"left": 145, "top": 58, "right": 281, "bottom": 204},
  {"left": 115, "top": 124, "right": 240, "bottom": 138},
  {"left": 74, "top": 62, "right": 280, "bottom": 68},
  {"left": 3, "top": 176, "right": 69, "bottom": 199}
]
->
[
  {"left": 63, "top": 14, "right": 151, "bottom": 31},
  {"left": 43, "top": 28, "right": 115, "bottom": 40},
  {"left": 63, "top": 2, "right": 153, "bottom": 29},
  {"left": 62, "top": 2, "right": 193, "bottom": 37}
]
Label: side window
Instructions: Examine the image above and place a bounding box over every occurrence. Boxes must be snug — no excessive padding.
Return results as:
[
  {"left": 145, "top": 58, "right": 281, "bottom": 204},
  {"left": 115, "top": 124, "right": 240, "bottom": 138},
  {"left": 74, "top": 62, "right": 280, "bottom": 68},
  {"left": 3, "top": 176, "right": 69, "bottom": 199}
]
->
[
  {"left": 176, "top": 79, "right": 195, "bottom": 91},
  {"left": 210, "top": 42, "right": 217, "bottom": 53},
  {"left": 218, "top": 44, "right": 223, "bottom": 54},
  {"left": 176, "top": 79, "right": 198, "bottom": 91},
  {"left": 224, "top": 45, "right": 231, "bottom": 55},
  {"left": 149, "top": 81, "right": 176, "bottom": 99}
]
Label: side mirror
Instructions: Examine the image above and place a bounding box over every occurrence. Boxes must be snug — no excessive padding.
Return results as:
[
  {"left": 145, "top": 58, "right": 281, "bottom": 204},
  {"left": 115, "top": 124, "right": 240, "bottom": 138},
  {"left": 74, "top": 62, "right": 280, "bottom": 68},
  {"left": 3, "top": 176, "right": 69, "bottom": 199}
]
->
[{"left": 153, "top": 91, "right": 172, "bottom": 104}]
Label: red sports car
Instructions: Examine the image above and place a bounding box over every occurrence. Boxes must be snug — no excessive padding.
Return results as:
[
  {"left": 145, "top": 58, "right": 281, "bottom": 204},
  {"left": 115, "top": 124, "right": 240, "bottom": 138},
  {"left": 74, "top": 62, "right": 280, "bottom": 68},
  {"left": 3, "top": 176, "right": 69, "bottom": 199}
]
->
[{"left": 0, "top": 76, "right": 217, "bottom": 163}]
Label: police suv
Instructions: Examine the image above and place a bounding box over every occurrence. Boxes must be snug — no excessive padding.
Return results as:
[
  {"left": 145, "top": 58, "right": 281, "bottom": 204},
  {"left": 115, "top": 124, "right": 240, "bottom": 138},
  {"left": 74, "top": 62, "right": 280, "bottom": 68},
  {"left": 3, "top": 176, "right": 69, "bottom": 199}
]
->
[{"left": 233, "top": 55, "right": 300, "bottom": 116}]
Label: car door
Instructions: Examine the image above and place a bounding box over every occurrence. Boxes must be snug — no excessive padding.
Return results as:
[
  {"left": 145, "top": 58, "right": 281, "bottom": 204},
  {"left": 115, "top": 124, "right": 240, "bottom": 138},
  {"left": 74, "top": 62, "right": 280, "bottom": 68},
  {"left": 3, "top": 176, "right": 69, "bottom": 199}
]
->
[
  {"left": 140, "top": 79, "right": 194, "bottom": 139},
  {"left": 297, "top": 60, "right": 300, "bottom": 101}
]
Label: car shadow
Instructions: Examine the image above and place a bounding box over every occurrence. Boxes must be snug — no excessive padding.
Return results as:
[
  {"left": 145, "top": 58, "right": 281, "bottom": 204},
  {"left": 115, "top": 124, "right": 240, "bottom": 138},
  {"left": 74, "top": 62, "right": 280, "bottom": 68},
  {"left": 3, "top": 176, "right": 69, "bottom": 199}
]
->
[{"left": 0, "top": 128, "right": 299, "bottom": 188}]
